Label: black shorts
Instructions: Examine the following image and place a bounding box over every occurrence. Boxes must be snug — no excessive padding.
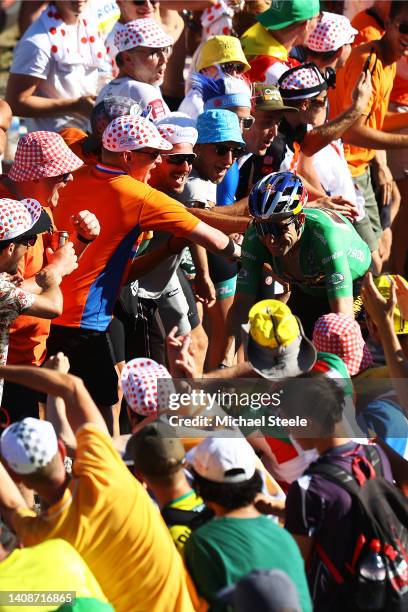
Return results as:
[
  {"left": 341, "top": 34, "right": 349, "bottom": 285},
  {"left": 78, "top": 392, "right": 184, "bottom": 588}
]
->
[
  {"left": 2, "top": 381, "right": 43, "bottom": 424},
  {"left": 47, "top": 325, "right": 118, "bottom": 406}
]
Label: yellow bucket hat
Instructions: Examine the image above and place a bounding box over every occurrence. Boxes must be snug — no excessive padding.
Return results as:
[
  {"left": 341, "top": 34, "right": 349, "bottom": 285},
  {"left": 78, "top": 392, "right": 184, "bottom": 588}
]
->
[
  {"left": 374, "top": 275, "right": 408, "bottom": 335},
  {"left": 242, "top": 299, "right": 316, "bottom": 379},
  {"left": 197, "top": 35, "right": 251, "bottom": 72}
]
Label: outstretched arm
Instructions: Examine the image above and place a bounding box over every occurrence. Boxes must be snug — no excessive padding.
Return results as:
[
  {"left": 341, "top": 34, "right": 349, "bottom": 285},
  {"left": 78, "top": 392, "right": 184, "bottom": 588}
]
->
[{"left": 0, "top": 364, "right": 108, "bottom": 434}]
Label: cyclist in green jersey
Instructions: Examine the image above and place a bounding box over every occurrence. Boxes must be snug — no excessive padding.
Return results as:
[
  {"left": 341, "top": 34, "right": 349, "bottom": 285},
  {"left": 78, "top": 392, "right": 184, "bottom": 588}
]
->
[{"left": 221, "top": 171, "right": 371, "bottom": 365}]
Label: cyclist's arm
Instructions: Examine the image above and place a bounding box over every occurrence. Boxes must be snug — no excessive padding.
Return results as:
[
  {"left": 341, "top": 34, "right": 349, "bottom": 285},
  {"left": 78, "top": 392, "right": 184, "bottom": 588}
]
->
[{"left": 220, "top": 227, "right": 267, "bottom": 365}]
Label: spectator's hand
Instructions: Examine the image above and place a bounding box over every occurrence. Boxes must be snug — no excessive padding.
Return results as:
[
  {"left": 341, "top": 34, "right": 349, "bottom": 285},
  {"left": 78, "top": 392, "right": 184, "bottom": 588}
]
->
[
  {"left": 35, "top": 267, "right": 61, "bottom": 289},
  {"left": 70, "top": 210, "right": 100, "bottom": 242},
  {"left": 229, "top": 233, "right": 243, "bottom": 246},
  {"left": 46, "top": 241, "right": 78, "bottom": 277},
  {"left": 378, "top": 227, "right": 392, "bottom": 262},
  {"left": 315, "top": 195, "right": 359, "bottom": 220},
  {"left": 254, "top": 493, "right": 285, "bottom": 519},
  {"left": 166, "top": 326, "right": 197, "bottom": 378},
  {"left": 352, "top": 70, "right": 373, "bottom": 114},
  {"left": 375, "top": 164, "right": 394, "bottom": 206},
  {"left": 43, "top": 352, "right": 70, "bottom": 374},
  {"left": 74, "top": 95, "right": 96, "bottom": 117},
  {"left": 361, "top": 271, "right": 396, "bottom": 328},
  {"left": 394, "top": 275, "right": 408, "bottom": 319},
  {"left": 194, "top": 273, "right": 216, "bottom": 307}
]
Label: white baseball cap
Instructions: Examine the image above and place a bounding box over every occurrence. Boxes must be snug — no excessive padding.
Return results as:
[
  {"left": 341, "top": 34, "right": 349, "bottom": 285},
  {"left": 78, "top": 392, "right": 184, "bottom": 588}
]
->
[
  {"left": 114, "top": 18, "right": 173, "bottom": 54},
  {"left": 188, "top": 437, "right": 257, "bottom": 483},
  {"left": 306, "top": 12, "right": 358, "bottom": 52},
  {"left": 102, "top": 115, "right": 172, "bottom": 153},
  {"left": 156, "top": 113, "right": 198, "bottom": 146},
  {"left": 1, "top": 418, "right": 58, "bottom": 475}
]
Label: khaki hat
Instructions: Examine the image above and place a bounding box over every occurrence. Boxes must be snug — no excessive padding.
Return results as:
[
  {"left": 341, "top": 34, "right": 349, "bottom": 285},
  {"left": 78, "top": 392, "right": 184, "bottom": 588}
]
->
[
  {"left": 242, "top": 299, "right": 316, "bottom": 379},
  {"left": 126, "top": 423, "right": 185, "bottom": 478},
  {"left": 197, "top": 35, "right": 251, "bottom": 72},
  {"left": 253, "top": 83, "right": 298, "bottom": 112}
]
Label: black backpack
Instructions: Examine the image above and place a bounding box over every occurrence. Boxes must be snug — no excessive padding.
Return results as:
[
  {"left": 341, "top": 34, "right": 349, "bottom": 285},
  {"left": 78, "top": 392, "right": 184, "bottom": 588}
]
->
[
  {"left": 307, "top": 445, "right": 408, "bottom": 612},
  {"left": 161, "top": 504, "right": 214, "bottom": 532}
]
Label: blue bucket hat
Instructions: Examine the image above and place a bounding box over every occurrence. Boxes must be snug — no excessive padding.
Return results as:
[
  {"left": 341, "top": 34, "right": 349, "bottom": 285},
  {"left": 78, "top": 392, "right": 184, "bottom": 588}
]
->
[{"left": 196, "top": 109, "right": 245, "bottom": 145}]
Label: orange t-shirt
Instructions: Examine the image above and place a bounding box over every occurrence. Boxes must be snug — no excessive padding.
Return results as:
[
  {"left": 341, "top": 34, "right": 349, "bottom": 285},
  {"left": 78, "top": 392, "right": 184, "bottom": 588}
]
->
[
  {"left": 351, "top": 9, "right": 408, "bottom": 106},
  {"left": 52, "top": 163, "right": 200, "bottom": 331},
  {"left": 0, "top": 179, "right": 54, "bottom": 366},
  {"left": 330, "top": 41, "right": 396, "bottom": 177},
  {"left": 59, "top": 127, "right": 99, "bottom": 165}
]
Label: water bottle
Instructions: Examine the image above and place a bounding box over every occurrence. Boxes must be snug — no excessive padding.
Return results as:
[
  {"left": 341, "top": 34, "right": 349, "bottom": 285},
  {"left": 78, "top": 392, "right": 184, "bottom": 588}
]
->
[{"left": 355, "top": 539, "right": 386, "bottom": 611}]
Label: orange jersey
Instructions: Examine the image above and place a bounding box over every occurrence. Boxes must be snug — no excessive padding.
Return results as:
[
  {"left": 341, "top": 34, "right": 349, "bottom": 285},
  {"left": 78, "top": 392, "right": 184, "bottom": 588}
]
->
[
  {"left": 351, "top": 9, "right": 408, "bottom": 107},
  {"left": 330, "top": 41, "right": 396, "bottom": 176},
  {"left": 0, "top": 179, "right": 54, "bottom": 366},
  {"left": 52, "top": 163, "right": 200, "bottom": 331}
]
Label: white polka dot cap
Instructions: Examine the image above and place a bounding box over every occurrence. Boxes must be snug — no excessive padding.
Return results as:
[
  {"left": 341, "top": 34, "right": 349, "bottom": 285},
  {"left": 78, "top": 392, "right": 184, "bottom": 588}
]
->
[
  {"left": 0, "top": 198, "right": 52, "bottom": 242},
  {"left": 102, "top": 115, "right": 173, "bottom": 153},
  {"left": 155, "top": 114, "right": 198, "bottom": 145},
  {"left": 1, "top": 418, "right": 58, "bottom": 475},
  {"left": 306, "top": 11, "right": 358, "bottom": 52},
  {"left": 121, "top": 358, "right": 175, "bottom": 416},
  {"left": 114, "top": 18, "right": 174, "bottom": 53},
  {"left": 8, "top": 131, "right": 83, "bottom": 182},
  {"left": 279, "top": 63, "right": 327, "bottom": 100}
]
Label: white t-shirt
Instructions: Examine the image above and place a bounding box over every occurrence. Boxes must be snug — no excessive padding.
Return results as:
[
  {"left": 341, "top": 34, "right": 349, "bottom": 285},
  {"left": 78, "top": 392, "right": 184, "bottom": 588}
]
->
[
  {"left": 312, "top": 139, "right": 357, "bottom": 204},
  {"left": 178, "top": 89, "right": 204, "bottom": 119},
  {"left": 10, "top": 5, "right": 104, "bottom": 133},
  {"left": 96, "top": 77, "right": 170, "bottom": 120}
]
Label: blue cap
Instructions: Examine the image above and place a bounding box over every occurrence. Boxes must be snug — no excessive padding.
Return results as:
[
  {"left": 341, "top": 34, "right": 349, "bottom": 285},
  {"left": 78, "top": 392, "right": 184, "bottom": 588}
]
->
[{"left": 196, "top": 109, "right": 245, "bottom": 145}]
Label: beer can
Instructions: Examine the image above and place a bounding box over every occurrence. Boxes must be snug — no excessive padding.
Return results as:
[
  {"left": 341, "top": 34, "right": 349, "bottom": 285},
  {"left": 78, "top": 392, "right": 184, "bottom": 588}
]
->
[{"left": 50, "top": 231, "right": 69, "bottom": 251}]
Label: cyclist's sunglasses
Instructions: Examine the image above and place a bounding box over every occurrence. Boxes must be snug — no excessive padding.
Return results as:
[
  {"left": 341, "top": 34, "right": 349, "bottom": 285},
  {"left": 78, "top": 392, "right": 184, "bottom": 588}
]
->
[
  {"left": 221, "top": 62, "right": 246, "bottom": 74},
  {"left": 162, "top": 153, "right": 196, "bottom": 165},
  {"left": 214, "top": 144, "right": 245, "bottom": 158},
  {"left": 254, "top": 219, "right": 295, "bottom": 238}
]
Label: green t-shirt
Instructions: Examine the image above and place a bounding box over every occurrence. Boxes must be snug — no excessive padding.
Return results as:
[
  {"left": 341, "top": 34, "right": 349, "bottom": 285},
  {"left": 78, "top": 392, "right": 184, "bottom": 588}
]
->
[
  {"left": 184, "top": 515, "right": 312, "bottom": 612},
  {"left": 238, "top": 208, "right": 371, "bottom": 299}
]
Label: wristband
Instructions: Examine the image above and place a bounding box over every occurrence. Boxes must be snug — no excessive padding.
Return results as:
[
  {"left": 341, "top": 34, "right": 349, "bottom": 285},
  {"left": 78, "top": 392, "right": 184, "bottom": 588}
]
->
[
  {"left": 221, "top": 237, "right": 235, "bottom": 258},
  {"left": 77, "top": 233, "right": 93, "bottom": 245}
]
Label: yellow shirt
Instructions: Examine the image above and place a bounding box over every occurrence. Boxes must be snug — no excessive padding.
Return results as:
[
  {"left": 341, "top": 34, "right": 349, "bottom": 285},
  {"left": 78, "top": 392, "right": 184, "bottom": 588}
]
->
[
  {"left": 240, "top": 23, "right": 288, "bottom": 60},
  {"left": 0, "top": 539, "right": 110, "bottom": 611},
  {"left": 13, "top": 425, "right": 194, "bottom": 612}
]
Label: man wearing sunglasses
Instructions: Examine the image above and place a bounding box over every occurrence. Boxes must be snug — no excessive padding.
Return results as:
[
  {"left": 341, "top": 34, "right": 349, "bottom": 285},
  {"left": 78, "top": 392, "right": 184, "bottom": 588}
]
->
[
  {"left": 0, "top": 197, "right": 71, "bottom": 408},
  {"left": 0, "top": 131, "right": 96, "bottom": 422},
  {"left": 97, "top": 18, "right": 173, "bottom": 121},
  {"left": 220, "top": 171, "right": 371, "bottom": 365}
]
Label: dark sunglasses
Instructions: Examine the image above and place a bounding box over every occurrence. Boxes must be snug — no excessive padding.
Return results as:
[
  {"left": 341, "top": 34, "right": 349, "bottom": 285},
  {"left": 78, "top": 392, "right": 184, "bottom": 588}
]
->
[
  {"left": 239, "top": 116, "right": 255, "bottom": 130},
  {"left": 55, "top": 173, "right": 71, "bottom": 183},
  {"left": 254, "top": 220, "right": 294, "bottom": 238},
  {"left": 221, "top": 62, "right": 246, "bottom": 74},
  {"left": 397, "top": 22, "right": 408, "bottom": 34},
  {"left": 214, "top": 144, "right": 245, "bottom": 159},
  {"left": 162, "top": 153, "right": 196, "bottom": 165},
  {"left": 133, "top": 149, "right": 161, "bottom": 159},
  {"left": 310, "top": 97, "right": 328, "bottom": 108},
  {"left": 15, "top": 235, "right": 38, "bottom": 247},
  {"left": 133, "top": 0, "right": 158, "bottom": 6}
]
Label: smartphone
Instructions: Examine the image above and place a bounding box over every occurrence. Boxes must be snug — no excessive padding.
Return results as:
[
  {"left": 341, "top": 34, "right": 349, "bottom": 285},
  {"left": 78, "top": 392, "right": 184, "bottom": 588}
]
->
[{"left": 363, "top": 48, "right": 376, "bottom": 74}]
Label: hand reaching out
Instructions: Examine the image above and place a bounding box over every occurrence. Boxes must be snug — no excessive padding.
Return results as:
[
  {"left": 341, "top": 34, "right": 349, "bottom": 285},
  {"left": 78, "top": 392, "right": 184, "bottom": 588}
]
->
[{"left": 166, "top": 326, "right": 197, "bottom": 378}]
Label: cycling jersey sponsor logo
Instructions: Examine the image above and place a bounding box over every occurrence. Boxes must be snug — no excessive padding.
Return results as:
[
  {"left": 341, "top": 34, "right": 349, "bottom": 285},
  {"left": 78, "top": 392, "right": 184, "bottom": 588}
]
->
[
  {"left": 327, "top": 273, "right": 345, "bottom": 286},
  {"left": 312, "top": 230, "right": 327, "bottom": 246},
  {"left": 322, "top": 250, "right": 344, "bottom": 264},
  {"left": 347, "top": 247, "right": 365, "bottom": 263}
]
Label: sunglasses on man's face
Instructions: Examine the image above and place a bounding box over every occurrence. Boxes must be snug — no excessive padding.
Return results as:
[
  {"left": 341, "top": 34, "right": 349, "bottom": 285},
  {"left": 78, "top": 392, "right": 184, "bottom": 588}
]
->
[
  {"left": 221, "top": 62, "right": 246, "bottom": 75},
  {"left": 254, "top": 219, "right": 294, "bottom": 238},
  {"left": 162, "top": 153, "right": 196, "bottom": 165},
  {"left": 239, "top": 116, "right": 255, "bottom": 130},
  {"left": 132, "top": 0, "right": 159, "bottom": 6},
  {"left": 54, "top": 173, "right": 71, "bottom": 183},
  {"left": 396, "top": 22, "right": 408, "bottom": 34},
  {"left": 15, "top": 235, "right": 38, "bottom": 247},
  {"left": 214, "top": 144, "right": 245, "bottom": 159},
  {"left": 133, "top": 149, "right": 161, "bottom": 160}
]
